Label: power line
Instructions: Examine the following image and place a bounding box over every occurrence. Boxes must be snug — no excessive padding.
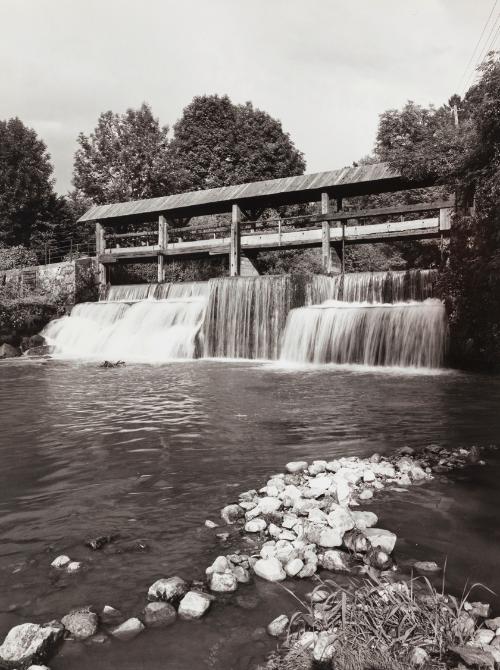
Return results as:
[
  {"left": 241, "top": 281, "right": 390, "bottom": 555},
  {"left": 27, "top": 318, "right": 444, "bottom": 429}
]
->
[
  {"left": 462, "top": 9, "right": 500, "bottom": 94},
  {"left": 457, "top": 0, "right": 498, "bottom": 93}
]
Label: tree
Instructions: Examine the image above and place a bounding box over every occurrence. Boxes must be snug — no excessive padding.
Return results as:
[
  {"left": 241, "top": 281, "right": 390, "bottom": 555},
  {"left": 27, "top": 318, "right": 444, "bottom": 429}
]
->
[
  {"left": 73, "top": 103, "right": 177, "bottom": 204},
  {"left": 0, "top": 117, "right": 56, "bottom": 246},
  {"left": 169, "top": 95, "right": 306, "bottom": 191}
]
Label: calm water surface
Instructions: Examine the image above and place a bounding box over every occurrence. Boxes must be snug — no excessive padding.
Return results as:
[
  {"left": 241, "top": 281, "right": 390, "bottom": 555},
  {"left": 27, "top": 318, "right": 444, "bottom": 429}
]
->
[{"left": 0, "top": 359, "right": 500, "bottom": 669}]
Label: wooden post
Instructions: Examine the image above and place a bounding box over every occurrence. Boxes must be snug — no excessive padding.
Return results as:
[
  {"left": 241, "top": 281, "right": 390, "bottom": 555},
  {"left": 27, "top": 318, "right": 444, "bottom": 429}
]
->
[
  {"left": 230, "top": 203, "right": 241, "bottom": 276},
  {"left": 95, "top": 222, "right": 107, "bottom": 288},
  {"left": 337, "top": 197, "right": 345, "bottom": 275},
  {"left": 158, "top": 215, "right": 168, "bottom": 282},
  {"left": 321, "top": 192, "right": 331, "bottom": 273}
]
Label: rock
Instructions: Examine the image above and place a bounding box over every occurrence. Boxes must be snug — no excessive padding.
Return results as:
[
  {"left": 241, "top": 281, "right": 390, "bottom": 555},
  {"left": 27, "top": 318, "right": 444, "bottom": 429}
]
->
[
  {"left": 410, "top": 647, "right": 429, "bottom": 666},
  {"left": 449, "top": 645, "right": 495, "bottom": 669},
  {"left": 286, "top": 461, "right": 308, "bottom": 474},
  {"left": 343, "top": 529, "right": 370, "bottom": 553},
  {"left": 318, "top": 527, "right": 344, "bottom": 548},
  {"left": 50, "top": 555, "right": 70, "bottom": 569},
  {"left": 209, "top": 571, "right": 238, "bottom": 592},
  {"left": 414, "top": 560, "right": 440, "bottom": 573},
  {"left": 327, "top": 505, "right": 355, "bottom": 534},
  {"left": 204, "top": 520, "right": 218, "bottom": 528},
  {"left": 308, "top": 588, "right": 329, "bottom": 603},
  {"left": 308, "top": 508, "right": 328, "bottom": 524},
  {"left": 297, "top": 631, "right": 318, "bottom": 649},
  {"left": 258, "top": 497, "right": 282, "bottom": 514},
  {"left": 363, "top": 528, "right": 397, "bottom": 554},
  {"left": 245, "top": 518, "right": 267, "bottom": 533},
  {"left": 178, "top": 591, "right": 211, "bottom": 619},
  {"left": 66, "top": 561, "right": 82, "bottom": 573},
  {"left": 147, "top": 576, "right": 188, "bottom": 603},
  {"left": 0, "top": 343, "right": 21, "bottom": 359},
  {"left": 309, "top": 460, "right": 327, "bottom": 475},
  {"left": 232, "top": 565, "right": 251, "bottom": 584},
  {"left": 100, "top": 605, "right": 124, "bottom": 625},
  {"left": 319, "top": 549, "right": 353, "bottom": 572},
  {"left": 268, "top": 523, "right": 281, "bottom": 539},
  {"left": 206, "top": 556, "right": 229, "bottom": 574},
  {"left": 471, "top": 601, "right": 491, "bottom": 618},
  {"left": 282, "top": 513, "right": 298, "bottom": 529},
  {"left": 61, "top": 609, "right": 98, "bottom": 640},
  {"left": 363, "top": 470, "right": 376, "bottom": 482},
  {"left": 485, "top": 617, "right": 500, "bottom": 631},
  {"left": 474, "top": 629, "right": 495, "bottom": 645},
  {"left": 352, "top": 511, "right": 378, "bottom": 530},
  {"left": 335, "top": 479, "right": 351, "bottom": 506},
  {"left": 298, "top": 560, "right": 317, "bottom": 578},
  {"left": 253, "top": 558, "right": 286, "bottom": 582},
  {"left": 453, "top": 612, "right": 476, "bottom": 637},
  {"left": 313, "top": 631, "right": 336, "bottom": 662},
  {"left": 221, "top": 504, "right": 243, "bottom": 524},
  {"left": 110, "top": 618, "right": 144, "bottom": 642},
  {"left": 267, "top": 615, "right": 289, "bottom": 637},
  {"left": 365, "top": 546, "right": 392, "bottom": 570},
  {"left": 285, "top": 558, "right": 304, "bottom": 577},
  {"left": 25, "top": 345, "right": 54, "bottom": 357},
  {"left": 89, "top": 633, "right": 109, "bottom": 645},
  {"left": 85, "top": 535, "right": 114, "bottom": 550},
  {"left": 359, "top": 489, "right": 373, "bottom": 500},
  {"left": 0, "top": 622, "right": 63, "bottom": 668},
  {"left": 279, "top": 529, "right": 296, "bottom": 542},
  {"left": 143, "top": 602, "right": 176, "bottom": 627},
  {"left": 27, "top": 665, "right": 50, "bottom": 670}
]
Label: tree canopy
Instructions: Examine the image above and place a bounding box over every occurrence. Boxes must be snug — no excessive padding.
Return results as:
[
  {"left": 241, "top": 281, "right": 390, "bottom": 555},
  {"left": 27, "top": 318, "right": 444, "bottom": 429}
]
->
[
  {"left": 73, "top": 103, "right": 176, "bottom": 205},
  {"left": 0, "top": 118, "right": 57, "bottom": 246},
  {"left": 169, "top": 95, "right": 306, "bottom": 191}
]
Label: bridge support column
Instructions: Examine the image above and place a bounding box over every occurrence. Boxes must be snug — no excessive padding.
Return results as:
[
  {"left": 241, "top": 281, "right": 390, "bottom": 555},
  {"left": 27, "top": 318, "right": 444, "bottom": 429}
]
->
[
  {"left": 95, "top": 222, "right": 107, "bottom": 290},
  {"left": 230, "top": 204, "right": 241, "bottom": 276},
  {"left": 158, "top": 215, "right": 168, "bottom": 282},
  {"left": 321, "top": 192, "right": 331, "bottom": 273}
]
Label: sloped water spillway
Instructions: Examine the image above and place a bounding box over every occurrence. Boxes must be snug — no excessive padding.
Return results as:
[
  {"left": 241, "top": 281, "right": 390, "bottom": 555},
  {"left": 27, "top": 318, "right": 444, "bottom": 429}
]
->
[{"left": 42, "top": 270, "right": 447, "bottom": 368}]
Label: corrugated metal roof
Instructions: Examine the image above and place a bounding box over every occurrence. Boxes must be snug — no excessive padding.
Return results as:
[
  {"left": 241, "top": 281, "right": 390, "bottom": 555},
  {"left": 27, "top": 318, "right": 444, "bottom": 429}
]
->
[{"left": 79, "top": 163, "right": 407, "bottom": 224}]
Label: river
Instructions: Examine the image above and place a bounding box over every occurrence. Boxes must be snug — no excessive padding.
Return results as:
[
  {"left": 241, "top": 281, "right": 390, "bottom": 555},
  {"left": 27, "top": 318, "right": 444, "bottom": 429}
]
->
[{"left": 0, "top": 358, "right": 499, "bottom": 669}]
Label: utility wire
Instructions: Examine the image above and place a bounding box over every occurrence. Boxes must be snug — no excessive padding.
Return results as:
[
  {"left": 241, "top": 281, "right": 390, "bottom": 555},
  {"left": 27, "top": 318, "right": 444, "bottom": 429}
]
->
[
  {"left": 462, "top": 9, "right": 500, "bottom": 94},
  {"left": 457, "top": 0, "right": 498, "bottom": 93}
]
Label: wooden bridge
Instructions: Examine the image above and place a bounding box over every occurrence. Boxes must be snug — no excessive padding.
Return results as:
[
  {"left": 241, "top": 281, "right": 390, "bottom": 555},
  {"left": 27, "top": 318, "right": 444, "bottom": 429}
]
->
[{"left": 78, "top": 163, "right": 453, "bottom": 285}]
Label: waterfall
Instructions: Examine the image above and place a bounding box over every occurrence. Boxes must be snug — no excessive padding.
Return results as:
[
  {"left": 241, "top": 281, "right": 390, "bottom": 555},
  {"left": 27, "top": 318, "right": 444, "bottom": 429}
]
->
[
  {"left": 41, "top": 271, "right": 447, "bottom": 369},
  {"left": 280, "top": 299, "right": 447, "bottom": 368},
  {"left": 43, "top": 283, "right": 208, "bottom": 361},
  {"left": 203, "top": 276, "right": 296, "bottom": 360}
]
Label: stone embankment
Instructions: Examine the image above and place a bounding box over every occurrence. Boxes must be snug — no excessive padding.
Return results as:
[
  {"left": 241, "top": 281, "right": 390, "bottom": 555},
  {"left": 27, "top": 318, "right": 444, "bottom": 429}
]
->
[{"left": 0, "top": 444, "right": 494, "bottom": 670}]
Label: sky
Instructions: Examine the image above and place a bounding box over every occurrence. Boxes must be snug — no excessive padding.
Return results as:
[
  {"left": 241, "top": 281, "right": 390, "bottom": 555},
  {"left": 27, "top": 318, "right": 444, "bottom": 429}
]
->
[{"left": 0, "top": 0, "right": 492, "bottom": 194}]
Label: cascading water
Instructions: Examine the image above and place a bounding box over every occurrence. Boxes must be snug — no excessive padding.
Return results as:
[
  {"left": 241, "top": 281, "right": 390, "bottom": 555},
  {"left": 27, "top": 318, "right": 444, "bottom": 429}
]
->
[
  {"left": 42, "top": 270, "right": 447, "bottom": 369},
  {"left": 43, "top": 282, "right": 209, "bottom": 361},
  {"left": 279, "top": 299, "right": 447, "bottom": 368}
]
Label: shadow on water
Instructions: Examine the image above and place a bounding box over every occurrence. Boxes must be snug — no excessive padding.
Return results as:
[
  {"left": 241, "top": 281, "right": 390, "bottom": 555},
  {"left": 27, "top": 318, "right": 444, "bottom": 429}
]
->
[{"left": 0, "top": 358, "right": 499, "bottom": 669}]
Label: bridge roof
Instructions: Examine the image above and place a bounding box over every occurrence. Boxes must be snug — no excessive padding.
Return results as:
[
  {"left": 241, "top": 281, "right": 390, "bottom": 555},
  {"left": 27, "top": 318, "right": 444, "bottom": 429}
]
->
[{"left": 78, "top": 162, "right": 419, "bottom": 225}]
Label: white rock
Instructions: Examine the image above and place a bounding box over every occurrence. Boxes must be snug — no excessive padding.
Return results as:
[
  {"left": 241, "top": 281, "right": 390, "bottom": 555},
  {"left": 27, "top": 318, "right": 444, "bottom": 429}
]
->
[
  {"left": 209, "top": 556, "right": 230, "bottom": 574},
  {"left": 221, "top": 504, "right": 243, "bottom": 524},
  {"left": 319, "top": 527, "right": 344, "bottom": 548},
  {"left": 258, "top": 496, "right": 282, "bottom": 514},
  {"left": 327, "top": 505, "right": 355, "bottom": 535},
  {"left": 245, "top": 518, "right": 267, "bottom": 533},
  {"left": 309, "top": 460, "right": 327, "bottom": 475},
  {"left": 308, "top": 508, "right": 328, "bottom": 524},
  {"left": 0, "top": 623, "right": 63, "bottom": 668},
  {"left": 319, "top": 549, "right": 352, "bottom": 572},
  {"left": 286, "top": 461, "right": 308, "bottom": 473},
  {"left": 61, "top": 609, "right": 98, "bottom": 640},
  {"left": 267, "top": 477, "right": 286, "bottom": 492},
  {"left": 285, "top": 558, "right": 304, "bottom": 577},
  {"left": 363, "top": 470, "right": 376, "bottom": 482},
  {"left": 27, "top": 665, "right": 51, "bottom": 670},
  {"left": 352, "top": 511, "right": 378, "bottom": 530},
  {"left": 232, "top": 565, "right": 251, "bottom": 583},
  {"left": 335, "top": 479, "right": 351, "bottom": 506},
  {"left": 209, "top": 571, "right": 238, "bottom": 592},
  {"left": 148, "top": 576, "right": 188, "bottom": 602},
  {"left": 51, "top": 555, "right": 70, "bottom": 569},
  {"left": 410, "top": 646, "right": 429, "bottom": 667},
  {"left": 313, "top": 631, "right": 336, "bottom": 662},
  {"left": 309, "top": 475, "right": 333, "bottom": 497},
  {"left": 204, "top": 520, "right": 218, "bottom": 528},
  {"left": 474, "top": 629, "right": 495, "bottom": 645},
  {"left": 266, "top": 486, "right": 280, "bottom": 498},
  {"left": 279, "top": 529, "right": 296, "bottom": 541},
  {"left": 283, "top": 485, "right": 303, "bottom": 504},
  {"left": 260, "top": 542, "right": 277, "bottom": 559},
  {"left": 110, "top": 618, "right": 144, "bottom": 642},
  {"left": 325, "top": 460, "right": 340, "bottom": 472},
  {"left": 267, "top": 614, "right": 289, "bottom": 637},
  {"left": 297, "top": 631, "right": 318, "bottom": 648},
  {"left": 143, "top": 601, "right": 177, "bottom": 628},
  {"left": 275, "top": 540, "right": 297, "bottom": 564},
  {"left": 178, "top": 591, "right": 211, "bottom": 619},
  {"left": 245, "top": 506, "right": 262, "bottom": 521},
  {"left": 363, "top": 528, "right": 397, "bottom": 554},
  {"left": 66, "top": 561, "right": 82, "bottom": 573},
  {"left": 253, "top": 558, "right": 286, "bottom": 582},
  {"left": 359, "top": 489, "right": 373, "bottom": 500},
  {"left": 282, "top": 513, "right": 299, "bottom": 529},
  {"left": 268, "top": 523, "right": 282, "bottom": 539}
]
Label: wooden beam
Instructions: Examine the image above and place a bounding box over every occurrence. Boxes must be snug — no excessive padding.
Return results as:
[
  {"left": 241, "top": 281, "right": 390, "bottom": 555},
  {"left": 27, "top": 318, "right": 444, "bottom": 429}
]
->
[
  {"left": 321, "top": 192, "right": 331, "bottom": 273},
  {"left": 95, "top": 222, "right": 107, "bottom": 288},
  {"left": 310, "top": 198, "right": 456, "bottom": 224},
  {"left": 230, "top": 203, "right": 241, "bottom": 276}
]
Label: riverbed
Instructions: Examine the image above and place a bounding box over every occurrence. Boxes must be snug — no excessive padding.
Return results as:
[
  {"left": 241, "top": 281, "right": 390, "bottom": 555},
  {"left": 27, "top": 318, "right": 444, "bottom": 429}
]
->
[{"left": 0, "top": 358, "right": 499, "bottom": 669}]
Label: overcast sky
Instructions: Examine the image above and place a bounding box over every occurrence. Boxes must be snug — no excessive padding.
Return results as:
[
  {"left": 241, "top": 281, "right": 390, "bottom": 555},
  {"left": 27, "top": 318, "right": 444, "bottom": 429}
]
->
[{"left": 0, "top": 0, "right": 490, "bottom": 194}]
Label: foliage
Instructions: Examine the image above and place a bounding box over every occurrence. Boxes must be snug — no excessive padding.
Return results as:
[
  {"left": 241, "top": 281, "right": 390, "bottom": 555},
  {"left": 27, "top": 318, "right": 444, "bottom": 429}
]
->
[
  {"left": 73, "top": 103, "right": 177, "bottom": 204},
  {"left": 0, "top": 245, "right": 37, "bottom": 270},
  {"left": 375, "top": 54, "right": 500, "bottom": 368},
  {"left": 169, "top": 95, "right": 306, "bottom": 191},
  {"left": 256, "top": 249, "right": 323, "bottom": 276},
  {"left": 0, "top": 118, "right": 59, "bottom": 246},
  {"left": 109, "top": 257, "right": 227, "bottom": 284}
]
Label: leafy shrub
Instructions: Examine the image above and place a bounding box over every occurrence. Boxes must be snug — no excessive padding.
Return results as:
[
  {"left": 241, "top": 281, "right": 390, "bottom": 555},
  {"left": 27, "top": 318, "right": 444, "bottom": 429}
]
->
[{"left": 0, "top": 245, "right": 37, "bottom": 270}]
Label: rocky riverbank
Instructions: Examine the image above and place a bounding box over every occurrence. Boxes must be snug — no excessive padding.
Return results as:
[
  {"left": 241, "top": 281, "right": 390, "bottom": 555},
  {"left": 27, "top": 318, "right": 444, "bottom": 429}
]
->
[{"left": 0, "top": 445, "right": 495, "bottom": 670}]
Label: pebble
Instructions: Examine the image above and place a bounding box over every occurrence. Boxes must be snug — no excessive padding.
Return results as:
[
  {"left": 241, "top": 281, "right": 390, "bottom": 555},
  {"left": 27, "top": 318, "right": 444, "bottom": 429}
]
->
[
  {"left": 414, "top": 560, "right": 440, "bottom": 573},
  {"left": 245, "top": 518, "right": 267, "bottom": 533},
  {"left": 110, "top": 618, "right": 144, "bottom": 641},
  {"left": 178, "top": 591, "right": 211, "bottom": 619},
  {"left": 286, "top": 461, "right": 308, "bottom": 474},
  {"left": 267, "top": 615, "right": 289, "bottom": 637},
  {"left": 66, "top": 561, "right": 82, "bottom": 573},
  {"left": 50, "top": 555, "right": 70, "bottom": 569},
  {"left": 204, "top": 520, "right": 218, "bottom": 529}
]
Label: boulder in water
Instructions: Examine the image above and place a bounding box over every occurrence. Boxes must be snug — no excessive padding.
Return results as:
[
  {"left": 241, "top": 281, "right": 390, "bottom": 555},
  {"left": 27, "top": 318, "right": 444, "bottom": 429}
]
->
[
  {"left": 178, "top": 591, "right": 211, "bottom": 619},
  {"left": 0, "top": 343, "right": 21, "bottom": 359},
  {"left": 147, "top": 576, "right": 188, "bottom": 603},
  {"left": 110, "top": 618, "right": 144, "bottom": 641},
  {"left": 0, "top": 622, "right": 63, "bottom": 668},
  {"left": 61, "top": 608, "right": 98, "bottom": 640},
  {"left": 267, "top": 615, "right": 289, "bottom": 637},
  {"left": 253, "top": 558, "right": 286, "bottom": 582},
  {"left": 363, "top": 528, "right": 397, "bottom": 554},
  {"left": 143, "top": 602, "right": 177, "bottom": 628}
]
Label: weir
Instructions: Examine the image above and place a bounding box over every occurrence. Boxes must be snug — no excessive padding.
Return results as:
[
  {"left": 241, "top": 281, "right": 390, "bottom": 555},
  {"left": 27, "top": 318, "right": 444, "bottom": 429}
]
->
[{"left": 42, "top": 270, "right": 448, "bottom": 369}]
